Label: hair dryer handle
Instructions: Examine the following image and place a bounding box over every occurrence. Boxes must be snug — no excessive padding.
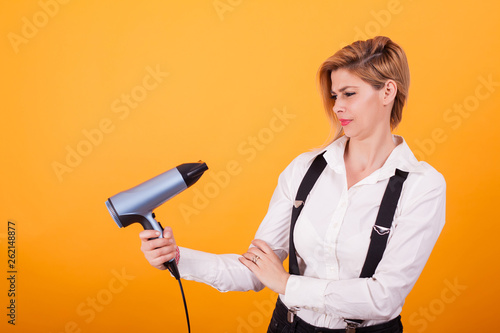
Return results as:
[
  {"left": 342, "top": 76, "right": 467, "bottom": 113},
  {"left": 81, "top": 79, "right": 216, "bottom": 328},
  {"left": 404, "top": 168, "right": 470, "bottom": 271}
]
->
[
  {"left": 142, "top": 212, "right": 163, "bottom": 233},
  {"left": 143, "top": 213, "right": 181, "bottom": 280}
]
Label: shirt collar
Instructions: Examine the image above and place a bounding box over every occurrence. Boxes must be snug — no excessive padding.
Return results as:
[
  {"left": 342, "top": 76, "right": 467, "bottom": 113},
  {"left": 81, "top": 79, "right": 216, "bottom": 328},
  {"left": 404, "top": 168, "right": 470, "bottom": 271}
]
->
[{"left": 321, "top": 135, "right": 426, "bottom": 182}]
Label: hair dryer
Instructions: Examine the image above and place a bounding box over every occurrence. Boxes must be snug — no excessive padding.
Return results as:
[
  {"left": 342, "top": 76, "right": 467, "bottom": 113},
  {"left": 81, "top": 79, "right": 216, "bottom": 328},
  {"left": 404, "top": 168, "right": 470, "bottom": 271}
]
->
[{"left": 105, "top": 161, "right": 208, "bottom": 279}]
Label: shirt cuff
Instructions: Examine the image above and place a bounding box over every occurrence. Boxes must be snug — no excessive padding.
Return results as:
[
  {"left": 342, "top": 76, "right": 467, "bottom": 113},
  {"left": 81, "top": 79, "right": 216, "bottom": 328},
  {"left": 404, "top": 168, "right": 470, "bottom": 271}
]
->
[
  {"left": 177, "top": 247, "right": 217, "bottom": 285},
  {"left": 284, "top": 275, "right": 330, "bottom": 312}
]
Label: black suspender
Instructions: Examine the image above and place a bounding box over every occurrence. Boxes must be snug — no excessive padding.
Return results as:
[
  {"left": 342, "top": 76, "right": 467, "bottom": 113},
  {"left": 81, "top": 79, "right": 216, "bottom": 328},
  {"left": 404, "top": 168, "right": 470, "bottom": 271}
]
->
[
  {"left": 288, "top": 152, "right": 327, "bottom": 276},
  {"left": 288, "top": 152, "right": 409, "bottom": 327},
  {"left": 359, "top": 168, "right": 409, "bottom": 278}
]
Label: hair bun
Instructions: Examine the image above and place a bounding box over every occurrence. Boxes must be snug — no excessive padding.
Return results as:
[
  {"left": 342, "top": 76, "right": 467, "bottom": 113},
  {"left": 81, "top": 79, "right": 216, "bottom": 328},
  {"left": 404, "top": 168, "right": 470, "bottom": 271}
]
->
[{"left": 372, "top": 36, "right": 390, "bottom": 54}]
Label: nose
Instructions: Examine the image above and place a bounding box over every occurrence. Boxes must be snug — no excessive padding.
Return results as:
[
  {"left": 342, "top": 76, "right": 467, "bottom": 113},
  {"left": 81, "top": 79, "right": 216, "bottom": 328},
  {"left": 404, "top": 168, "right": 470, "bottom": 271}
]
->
[{"left": 333, "top": 99, "right": 345, "bottom": 115}]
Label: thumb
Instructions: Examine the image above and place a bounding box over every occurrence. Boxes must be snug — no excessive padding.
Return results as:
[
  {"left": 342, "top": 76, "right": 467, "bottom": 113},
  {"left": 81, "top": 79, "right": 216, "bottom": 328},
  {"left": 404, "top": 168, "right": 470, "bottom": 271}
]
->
[{"left": 162, "top": 226, "right": 175, "bottom": 242}]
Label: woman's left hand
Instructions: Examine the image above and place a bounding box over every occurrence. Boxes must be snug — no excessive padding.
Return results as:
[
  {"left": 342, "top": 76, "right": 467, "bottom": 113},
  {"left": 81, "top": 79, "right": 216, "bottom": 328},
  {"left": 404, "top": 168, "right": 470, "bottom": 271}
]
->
[{"left": 239, "top": 239, "right": 290, "bottom": 295}]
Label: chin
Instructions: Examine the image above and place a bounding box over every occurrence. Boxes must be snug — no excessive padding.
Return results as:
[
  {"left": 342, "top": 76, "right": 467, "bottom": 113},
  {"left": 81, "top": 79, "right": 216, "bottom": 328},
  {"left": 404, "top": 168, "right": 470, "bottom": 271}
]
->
[{"left": 342, "top": 128, "right": 356, "bottom": 138}]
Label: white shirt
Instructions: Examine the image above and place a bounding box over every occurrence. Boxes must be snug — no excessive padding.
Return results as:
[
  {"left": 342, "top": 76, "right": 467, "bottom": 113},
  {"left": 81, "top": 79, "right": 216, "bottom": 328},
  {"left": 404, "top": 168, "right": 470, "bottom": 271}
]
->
[{"left": 178, "top": 135, "right": 446, "bottom": 328}]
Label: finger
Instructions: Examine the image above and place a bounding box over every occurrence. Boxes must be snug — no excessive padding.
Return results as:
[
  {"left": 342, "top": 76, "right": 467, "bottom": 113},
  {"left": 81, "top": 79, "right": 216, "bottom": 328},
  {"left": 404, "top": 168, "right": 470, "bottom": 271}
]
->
[
  {"left": 146, "top": 244, "right": 177, "bottom": 264},
  {"left": 251, "top": 239, "right": 273, "bottom": 254},
  {"left": 162, "top": 226, "right": 174, "bottom": 240},
  {"left": 241, "top": 252, "right": 258, "bottom": 263},
  {"left": 244, "top": 247, "right": 265, "bottom": 262},
  {"left": 151, "top": 244, "right": 177, "bottom": 257},
  {"left": 151, "top": 247, "right": 177, "bottom": 264},
  {"left": 139, "top": 230, "right": 161, "bottom": 241},
  {"left": 241, "top": 252, "right": 267, "bottom": 269},
  {"left": 151, "top": 256, "right": 171, "bottom": 269},
  {"left": 140, "top": 237, "right": 170, "bottom": 252},
  {"left": 238, "top": 257, "right": 257, "bottom": 272}
]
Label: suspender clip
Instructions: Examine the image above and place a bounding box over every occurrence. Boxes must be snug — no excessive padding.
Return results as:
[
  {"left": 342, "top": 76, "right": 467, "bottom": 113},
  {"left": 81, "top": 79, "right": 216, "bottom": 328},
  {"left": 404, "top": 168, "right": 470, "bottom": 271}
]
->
[
  {"left": 373, "top": 225, "right": 391, "bottom": 236},
  {"left": 344, "top": 319, "right": 361, "bottom": 333},
  {"left": 287, "top": 307, "right": 298, "bottom": 323},
  {"left": 293, "top": 200, "right": 304, "bottom": 208}
]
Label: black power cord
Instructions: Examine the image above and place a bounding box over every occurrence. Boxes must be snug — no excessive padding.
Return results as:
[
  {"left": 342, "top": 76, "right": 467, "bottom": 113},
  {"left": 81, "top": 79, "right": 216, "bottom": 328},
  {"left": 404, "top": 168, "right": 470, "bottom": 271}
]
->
[
  {"left": 166, "top": 259, "right": 190, "bottom": 333},
  {"left": 177, "top": 278, "right": 190, "bottom": 333}
]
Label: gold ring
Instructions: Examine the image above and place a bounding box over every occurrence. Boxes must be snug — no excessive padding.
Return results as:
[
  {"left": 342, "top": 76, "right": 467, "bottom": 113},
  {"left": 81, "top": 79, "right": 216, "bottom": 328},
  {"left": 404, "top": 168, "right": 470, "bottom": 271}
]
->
[{"left": 252, "top": 255, "right": 260, "bottom": 264}]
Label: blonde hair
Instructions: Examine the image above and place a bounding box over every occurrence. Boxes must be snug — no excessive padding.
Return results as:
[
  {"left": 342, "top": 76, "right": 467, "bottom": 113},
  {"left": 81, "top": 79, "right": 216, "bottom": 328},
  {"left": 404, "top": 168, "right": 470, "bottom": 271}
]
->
[{"left": 317, "top": 36, "right": 410, "bottom": 144}]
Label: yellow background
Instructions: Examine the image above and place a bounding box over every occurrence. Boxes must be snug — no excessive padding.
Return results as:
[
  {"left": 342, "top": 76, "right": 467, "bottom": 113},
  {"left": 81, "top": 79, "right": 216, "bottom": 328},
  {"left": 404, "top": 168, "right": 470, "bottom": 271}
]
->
[{"left": 1, "top": 1, "right": 499, "bottom": 332}]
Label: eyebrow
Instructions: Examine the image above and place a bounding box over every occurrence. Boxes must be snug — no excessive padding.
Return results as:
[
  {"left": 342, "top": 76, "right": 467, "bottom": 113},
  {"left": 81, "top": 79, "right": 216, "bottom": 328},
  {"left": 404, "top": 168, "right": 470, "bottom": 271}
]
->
[{"left": 330, "top": 86, "right": 359, "bottom": 94}]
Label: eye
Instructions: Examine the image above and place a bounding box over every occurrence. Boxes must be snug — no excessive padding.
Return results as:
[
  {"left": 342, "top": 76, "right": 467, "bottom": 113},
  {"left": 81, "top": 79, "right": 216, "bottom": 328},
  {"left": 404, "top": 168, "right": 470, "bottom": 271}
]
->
[
  {"left": 330, "top": 94, "right": 337, "bottom": 100},
  {"left": 345, "top": 92, "right": 355, "bottom": 97}
]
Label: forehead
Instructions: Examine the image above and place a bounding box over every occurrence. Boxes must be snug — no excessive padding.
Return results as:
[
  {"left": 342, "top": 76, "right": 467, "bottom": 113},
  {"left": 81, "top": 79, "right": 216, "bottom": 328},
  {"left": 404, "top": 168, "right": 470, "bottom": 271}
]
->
[{"left": 330, "top": 69, "right": 367, "bottom": 92}]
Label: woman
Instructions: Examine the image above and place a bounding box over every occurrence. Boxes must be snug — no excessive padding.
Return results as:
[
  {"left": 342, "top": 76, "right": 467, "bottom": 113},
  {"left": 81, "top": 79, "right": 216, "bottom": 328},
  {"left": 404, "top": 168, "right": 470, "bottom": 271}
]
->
[{"left": 139, "top": 36, "right": 446, "bottom": 332}]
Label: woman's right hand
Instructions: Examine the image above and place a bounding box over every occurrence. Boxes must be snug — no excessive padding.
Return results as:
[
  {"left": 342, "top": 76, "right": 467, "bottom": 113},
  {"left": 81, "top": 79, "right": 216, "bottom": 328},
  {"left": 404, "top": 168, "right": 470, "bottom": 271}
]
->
[{"left": 139, "top": 227, "right": 177, "bottom": 271}]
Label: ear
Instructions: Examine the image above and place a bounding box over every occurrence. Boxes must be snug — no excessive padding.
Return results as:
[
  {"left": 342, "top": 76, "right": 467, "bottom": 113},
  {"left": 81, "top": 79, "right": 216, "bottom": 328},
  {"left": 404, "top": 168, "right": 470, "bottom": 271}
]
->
[{"left": 381, "top": 79, "right": 398, "bottom": 106}]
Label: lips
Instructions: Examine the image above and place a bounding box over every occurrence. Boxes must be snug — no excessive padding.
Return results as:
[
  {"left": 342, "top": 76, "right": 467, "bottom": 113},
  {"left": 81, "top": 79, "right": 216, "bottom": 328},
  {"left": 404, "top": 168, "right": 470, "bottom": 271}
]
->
[{"left": 339, "top": 119, "right": 352, "bottom": 126}]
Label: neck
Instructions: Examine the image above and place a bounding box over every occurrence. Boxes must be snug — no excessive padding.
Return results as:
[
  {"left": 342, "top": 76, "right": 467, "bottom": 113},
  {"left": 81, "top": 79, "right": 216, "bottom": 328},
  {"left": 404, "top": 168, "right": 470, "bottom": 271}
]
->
[{"left": 344, "top": 131, "right": 396, "bottom": 172}]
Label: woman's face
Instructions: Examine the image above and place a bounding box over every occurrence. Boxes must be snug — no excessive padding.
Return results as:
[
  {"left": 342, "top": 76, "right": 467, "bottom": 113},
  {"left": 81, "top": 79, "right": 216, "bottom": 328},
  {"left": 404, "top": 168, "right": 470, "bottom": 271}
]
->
[{"left": 330, "top": 69, "right": 392, "bottom": 141}]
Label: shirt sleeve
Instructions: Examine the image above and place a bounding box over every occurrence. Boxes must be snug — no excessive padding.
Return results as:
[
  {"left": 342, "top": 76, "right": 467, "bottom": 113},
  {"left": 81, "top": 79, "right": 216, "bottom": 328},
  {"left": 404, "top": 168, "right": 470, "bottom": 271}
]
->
[
  {"left": 176, "top": 249, "right": 264, "bottom": 292},
  {"left": 177, "top": 154, "right": 310, "bottom": 292},
  {"left": 283, "top": 170, "right": 447, "bottom": 320}
]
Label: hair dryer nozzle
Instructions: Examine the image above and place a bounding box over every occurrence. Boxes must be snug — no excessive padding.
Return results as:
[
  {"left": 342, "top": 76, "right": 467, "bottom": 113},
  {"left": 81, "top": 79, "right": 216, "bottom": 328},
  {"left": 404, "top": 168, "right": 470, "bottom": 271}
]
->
[{"left": 177, "top": 161, "right": 208, "bottom": 187}]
